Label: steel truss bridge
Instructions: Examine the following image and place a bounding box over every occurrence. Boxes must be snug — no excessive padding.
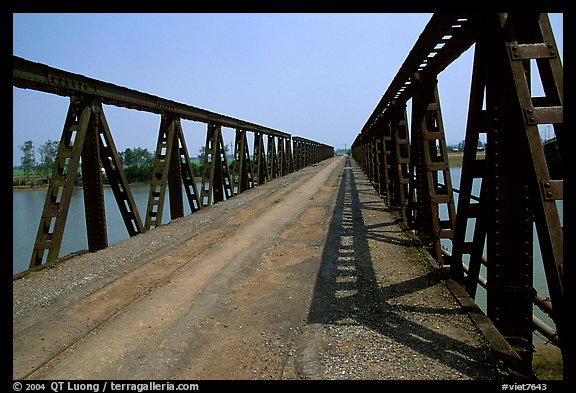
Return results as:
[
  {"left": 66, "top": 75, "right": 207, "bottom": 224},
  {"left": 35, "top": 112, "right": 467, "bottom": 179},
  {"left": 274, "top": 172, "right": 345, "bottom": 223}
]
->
[
  {"left": 13, "top": 55, "right": 333, "bottom": 269},
  {"left": 13, "top": 13, "right": 566, "bottom": 377}
]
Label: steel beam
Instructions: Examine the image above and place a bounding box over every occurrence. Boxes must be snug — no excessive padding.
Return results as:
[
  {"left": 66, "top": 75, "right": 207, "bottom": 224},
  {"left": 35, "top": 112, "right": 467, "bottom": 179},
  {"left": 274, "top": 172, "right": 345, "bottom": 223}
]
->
[
  {"left": 81, "top": 102, "right": 108, "bottom": 252},
  {"left": 253, "top": 132, "right": 268, "bottom": 186},
  {"left": 407, "top": 76, "right": 455, "bottom": 264},
  {"left": 145, "top": 114, "right": 177, "bottom": 230},
  {"left": 450, "top": 37, "right": 490, "bottom": 292},
  {"left": 95, "top": 105, "right": 144, "bottom": 238},
  {"left": 13, "top": 56, "right": 291, "bottom": 139},
  {"left": 200, "top": 123, "right": 233, "bottom": 207},
  {"left": 231, "top": 128, "right": 254, "bottom": 195},
  {"left": 267, "top": 135, "right": 278, "bottom": 179}
]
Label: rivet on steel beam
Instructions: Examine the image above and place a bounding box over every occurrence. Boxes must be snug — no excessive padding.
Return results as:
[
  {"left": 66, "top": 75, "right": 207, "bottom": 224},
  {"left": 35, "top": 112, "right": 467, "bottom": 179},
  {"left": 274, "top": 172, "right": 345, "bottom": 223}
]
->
[
  {"left": 546, "top": 191, "right": 553, "bottom": 198},
  {"left": 544, "top": 182, "right": 551, "bottom": 188}
]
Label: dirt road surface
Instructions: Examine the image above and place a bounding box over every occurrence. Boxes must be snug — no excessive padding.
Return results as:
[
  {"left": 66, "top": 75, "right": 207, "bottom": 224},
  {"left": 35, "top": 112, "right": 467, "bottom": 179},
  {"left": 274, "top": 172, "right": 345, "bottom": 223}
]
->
[{"left": 13, "top": 156, "right": 502, "bottom": 380}]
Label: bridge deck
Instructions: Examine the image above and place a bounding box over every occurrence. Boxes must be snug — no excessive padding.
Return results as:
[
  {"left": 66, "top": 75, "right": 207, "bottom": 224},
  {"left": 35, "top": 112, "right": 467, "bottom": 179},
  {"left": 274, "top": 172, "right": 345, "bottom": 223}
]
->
[{"left": 13, "top": 156, "right": 504, "bottom": 380}]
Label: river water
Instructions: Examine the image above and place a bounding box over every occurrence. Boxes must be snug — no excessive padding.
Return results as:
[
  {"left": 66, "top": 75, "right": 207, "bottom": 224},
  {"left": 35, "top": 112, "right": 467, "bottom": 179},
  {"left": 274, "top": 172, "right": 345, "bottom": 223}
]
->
[
  {"left": 13, "top": 168, "right": 562, "bottom": 339},
  {"left": 13, "top": 183, "right": 197, "bottom": 275}
]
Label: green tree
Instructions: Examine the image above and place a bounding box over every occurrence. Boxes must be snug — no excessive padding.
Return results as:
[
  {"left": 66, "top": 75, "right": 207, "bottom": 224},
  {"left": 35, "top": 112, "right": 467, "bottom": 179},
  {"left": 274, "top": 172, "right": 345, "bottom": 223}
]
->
[
  {"left": 37, "top": 140, "right": 59, "bottom": 183},
  {"left": 19, "top": 140, "right": 36, "bottom": 180},
  {"left": 190, "top": 161, "right": 201, "bottom": 178},
  {"left": 120, "top": 147, "right": 154, "bottom": 182}
]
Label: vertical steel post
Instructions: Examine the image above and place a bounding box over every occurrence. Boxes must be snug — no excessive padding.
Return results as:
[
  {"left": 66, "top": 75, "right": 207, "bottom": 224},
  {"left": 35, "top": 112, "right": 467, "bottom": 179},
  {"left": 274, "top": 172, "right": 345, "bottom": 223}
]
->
[
  {"left": 200, "top": 123, "right": 233, "bottom": 206},
  {"left": 168, "top": 121, "right": 184, "bottom": 220},
  {"left": 391, "top": 104, "right": 411, "bottom": 223},
  {"left": 81, "top": 101, "right": 107, "bottom": 252},
  {"left": 380, "top": 116, "right": 393, "bottom": 205},
  {"left": 484, "top": 13, "right": 564, "bottom": 370},
  {"left": 408, "top": 75, "right": 455, "bottom": 264},
  {"left": 253, "top": 131, "right": 268, "bottom": 186},
  {"left": 232, "top": 128, "right": 254, "bottom": 195},
  {"left": 145, "top": 114, "right": 176, "bottom": 229},
  {"left": 267, "top": 135, "right": 278, "bottom": 179},
  {"left": 285, "top": 136, "right": 293, "bottom": 174},
  {"left": 174, "top": 121, "right": 202, "bottom": 213}
]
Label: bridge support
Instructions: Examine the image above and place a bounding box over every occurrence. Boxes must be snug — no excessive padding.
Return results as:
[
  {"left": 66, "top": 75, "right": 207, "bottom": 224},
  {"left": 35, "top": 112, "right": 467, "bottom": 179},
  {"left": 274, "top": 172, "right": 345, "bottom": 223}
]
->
[
  {"left": 267, "top": 135, "right": 279, "bottom": 180},
  {"left": 253, "top": 131, "right": 268, "bottom": 186},
  {"left": 408, "top": 75, "right": 456, "bottom": 265},
  {"left": 200, "top": 123, "right": 233, "bottom": 207},
  {"left": 231, "top": 128, "right": 255, "bottom": 195},
  {"left": 14, "top": 55, "right": 333, "bottom": 277},
  {"left": 145, "top": 114, "right": 201, "bottom": 230},
  {"left": 351, "top": 13, "right": 564, "bottom": 376},
  {"left": 30, "top": 97, "right": 143, "bottom": 268}
]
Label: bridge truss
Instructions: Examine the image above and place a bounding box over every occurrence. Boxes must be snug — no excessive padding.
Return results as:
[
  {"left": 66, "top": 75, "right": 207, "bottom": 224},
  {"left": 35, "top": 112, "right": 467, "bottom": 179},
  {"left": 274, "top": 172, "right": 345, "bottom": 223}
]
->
[
  {"left": 351, "top": 13, "right": 565, "bottom": 377},
  {"left": 12, "top": 56, "right": 333, "bottom": 271}
]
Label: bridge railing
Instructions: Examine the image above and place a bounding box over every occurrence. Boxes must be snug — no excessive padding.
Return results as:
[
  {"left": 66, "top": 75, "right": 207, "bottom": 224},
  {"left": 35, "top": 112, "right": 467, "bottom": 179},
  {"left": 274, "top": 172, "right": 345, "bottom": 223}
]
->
[
  {"left": 351, "top": 13, "right": 564, "bottom": 377},
  {"left": 12, "top": 55, "right": 333, "bottom": 273}
]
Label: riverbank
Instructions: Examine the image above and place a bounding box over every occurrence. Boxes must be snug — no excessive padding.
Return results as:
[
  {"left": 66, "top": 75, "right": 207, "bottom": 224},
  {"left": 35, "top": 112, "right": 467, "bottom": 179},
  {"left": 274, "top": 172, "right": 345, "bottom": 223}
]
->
[
  {"left": 12, "top": 180, "right": 152, "bottom": 192},
  {"left": 533, "top": 339, "right": 564, "bottom": 380},
  {"left": 447, "top": 151, "right": 486, "bottom": 168}
]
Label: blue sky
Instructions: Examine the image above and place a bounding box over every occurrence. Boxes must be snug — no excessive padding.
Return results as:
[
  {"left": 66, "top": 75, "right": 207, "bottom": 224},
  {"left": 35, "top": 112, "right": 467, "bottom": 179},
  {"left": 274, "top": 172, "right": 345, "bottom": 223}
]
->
[{"left": 12, "top": 13, "right": 563, "bottom": 166}]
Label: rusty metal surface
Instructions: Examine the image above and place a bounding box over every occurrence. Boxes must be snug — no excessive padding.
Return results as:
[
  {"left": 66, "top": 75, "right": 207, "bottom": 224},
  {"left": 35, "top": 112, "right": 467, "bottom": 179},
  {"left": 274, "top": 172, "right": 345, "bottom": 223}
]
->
[
  {"left": 13, "top": 56, "right": 292, "bottom": 139},
  {"left": 267, "top": 135, "right": 279, "bottom": 180},
  {"left": 231, "top": 129, "right": 255, "bottom": 195},
  {"left": 81, "top": 102, "right": 108, "bottom": 253},
  {"left": 30, "top": 98, "right": 92, "bottom": 267},
  {"left": 200, "top": 123, "right": 233, "bottom": 207},
  {"left": 145, "top": 114, "right": 177, "bottom": 230},
  {"left": 253, "top": 132, "right": 268, "bottom": 186},
  {"left": 407, "top": 77, "right": 456, "bottom": 264},
  {"left": 175, "top": 122, "right": 202, "bottom": 214},
  {"left": 95, "top": 105, "right": 144, "bottom": 237}
]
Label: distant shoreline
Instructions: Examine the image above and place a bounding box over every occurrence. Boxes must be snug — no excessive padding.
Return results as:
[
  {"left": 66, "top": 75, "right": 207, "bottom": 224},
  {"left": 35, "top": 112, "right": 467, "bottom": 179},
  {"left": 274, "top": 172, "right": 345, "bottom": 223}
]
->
[{"left": 12, "top": 181, "right": 151, "bottom": 193}]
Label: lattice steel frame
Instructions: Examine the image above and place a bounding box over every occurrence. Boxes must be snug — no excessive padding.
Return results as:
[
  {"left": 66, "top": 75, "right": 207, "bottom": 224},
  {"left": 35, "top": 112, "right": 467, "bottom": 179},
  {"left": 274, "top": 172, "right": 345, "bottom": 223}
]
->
[{"left": 351, "top": 13, "right": 565, "bottom": 376}]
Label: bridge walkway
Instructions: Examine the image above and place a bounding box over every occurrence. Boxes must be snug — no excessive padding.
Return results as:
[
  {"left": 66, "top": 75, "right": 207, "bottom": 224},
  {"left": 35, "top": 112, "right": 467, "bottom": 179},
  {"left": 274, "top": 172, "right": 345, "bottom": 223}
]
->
[{"left": 13, "top": 156, "right": 504, "bottom": 380}]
